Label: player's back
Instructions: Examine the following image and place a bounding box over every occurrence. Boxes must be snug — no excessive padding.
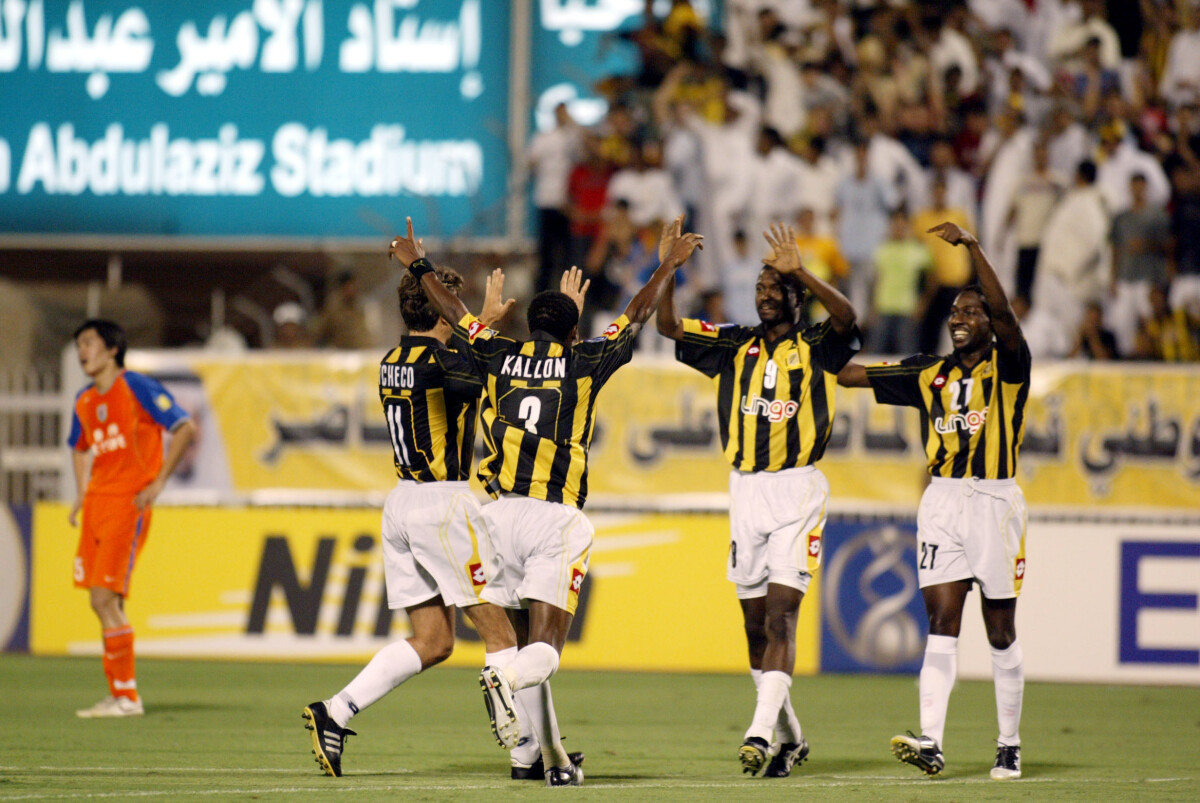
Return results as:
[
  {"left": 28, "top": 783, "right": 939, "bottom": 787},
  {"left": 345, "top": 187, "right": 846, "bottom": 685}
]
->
[
  {"left": 69, "top": 371, "right": 186, "bottom": 496},
  {"left": 453, "top": 314, "right": 637, "bottom": 507},
  {"left": 379, "top": 336, "right": 483, "bottom": 483}
]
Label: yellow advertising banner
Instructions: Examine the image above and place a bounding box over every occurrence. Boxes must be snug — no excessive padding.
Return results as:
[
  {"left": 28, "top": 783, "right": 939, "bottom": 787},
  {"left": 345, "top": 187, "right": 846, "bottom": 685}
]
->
[
  {"left": 31, "top": 504, "right": 818, "bottom": 674},
  {"left": 133, "top": 354, "right": 1200, "bottom": 510}
]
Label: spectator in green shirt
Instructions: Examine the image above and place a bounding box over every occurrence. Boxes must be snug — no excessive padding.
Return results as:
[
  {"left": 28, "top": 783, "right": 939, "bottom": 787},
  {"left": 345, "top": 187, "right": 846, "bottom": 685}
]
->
[{"left": 867, "top": 208, "right": 932, "bottom": 354}]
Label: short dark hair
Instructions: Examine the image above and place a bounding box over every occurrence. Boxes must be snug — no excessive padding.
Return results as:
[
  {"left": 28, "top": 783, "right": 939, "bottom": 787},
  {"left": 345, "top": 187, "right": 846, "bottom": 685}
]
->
[
  {"left": 397, "top": 267, "right": 463, "bottom": 332},
  {"left": 955, "top": 284, "right": 993, "bottom": 320},
  {"left": 73, "top": 319, "right": 127, "bottom": 368},
  {"left": 527, "top": 291, "right": 579, "bottom": 342},
  {"left": 1077, "top": 159, "right": 1097, "bottom": 184}
]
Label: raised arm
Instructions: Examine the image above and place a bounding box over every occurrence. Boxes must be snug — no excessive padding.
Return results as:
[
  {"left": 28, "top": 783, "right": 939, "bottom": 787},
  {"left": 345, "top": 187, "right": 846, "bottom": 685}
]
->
[
  {"left": 836, "top": 361, "right": 871, "bottom": 388},
  {"left": 389, "top": 217, "right": 470, "bottom": 325},
  {"left": 656, "top": 274, "right": 685, "bottom": 340},
  {"left": 762, "top": 223, "right": 857, "bottom": 335},
  {"left": 927, "top": 221, "right": 1022, "bottom": 352},
  {"left": 624, "top": 214, "right": 703, "bottom": 327}
]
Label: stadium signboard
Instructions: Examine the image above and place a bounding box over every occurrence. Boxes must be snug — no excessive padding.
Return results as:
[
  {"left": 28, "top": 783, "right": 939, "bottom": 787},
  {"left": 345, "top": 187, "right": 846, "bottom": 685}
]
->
[
  {"left": 124, "top": 354, "right": 1200, "bottom": 513},
  {"left": 28, "top": 504, "right": 1199, "bottom": 684},
  {"left": 30, "top": 505, "right": 813, "bottom": 674},
  {"left": 0, "top": 0, "right": 509, "bottom": 238}
]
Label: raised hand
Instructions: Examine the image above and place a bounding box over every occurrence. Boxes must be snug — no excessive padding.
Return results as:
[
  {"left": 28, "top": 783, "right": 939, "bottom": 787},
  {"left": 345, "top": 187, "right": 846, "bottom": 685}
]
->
[
  {"left": 927, "top": 221, "right": 977, "bottom": 247},
  {"left": 560, "top": 265, "right": 591, "bottom": 315},
  {"left": 658, "top": 215, "right": 683, "bottom": 264},
  {"left": 665, "top": 228, "right": 704, "bottom": 267},
  {"left": 388, "top": 216, "right": 426, "bottom": 267},
  {"left": 479, "top": 267, "right": 516, "bottom": 326},
  {"left": 762, "top": 223, "right": 803, "bottom": 274}
]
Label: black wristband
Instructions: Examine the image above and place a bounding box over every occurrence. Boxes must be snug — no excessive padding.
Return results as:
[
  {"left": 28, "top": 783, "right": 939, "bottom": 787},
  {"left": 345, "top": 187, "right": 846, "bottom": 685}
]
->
[{"left": 409, "top": 257, "right": 435, "bottom": 280}]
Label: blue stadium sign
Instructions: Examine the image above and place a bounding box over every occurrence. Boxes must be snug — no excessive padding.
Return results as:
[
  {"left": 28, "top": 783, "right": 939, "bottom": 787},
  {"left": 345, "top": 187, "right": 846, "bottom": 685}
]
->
[{"left": 0, "top": 0, "right": 510, "bottom": 238}]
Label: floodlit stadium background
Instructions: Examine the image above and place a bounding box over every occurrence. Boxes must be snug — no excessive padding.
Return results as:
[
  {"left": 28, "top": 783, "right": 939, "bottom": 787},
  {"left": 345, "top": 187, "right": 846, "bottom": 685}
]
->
[{"left": 1, "top": 0, "right": 1197, "bottom": 696}]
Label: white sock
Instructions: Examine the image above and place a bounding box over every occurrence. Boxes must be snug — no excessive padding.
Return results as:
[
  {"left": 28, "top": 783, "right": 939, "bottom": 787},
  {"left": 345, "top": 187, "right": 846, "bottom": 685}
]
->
[
  {"left": 487, "top": 646, "right": 538, "bottom": 765},
  {"left": 528, "top": 681, "right": 570, "bottom": 769},
  {"left": 745, "top": 671, "right": 791, "bottom": 743},
  {"left": 485, "top": 647, "right": 519, "bottom": 676},
  {"left": 751, "top": 668, "right": 801, "bottom": 743},
  {"left": 505, "top": 642, "right": 559, "bottom": 691},
  {"left": 919, "top": 635, "right": 958, "bottom": 749},
  {"left": 330, "top": 639, "right": 422, "bottom": 727},
  {"left": 777, "top": 694, "right": 803, "bottom": 744},
  {"left": 991, "top": 640, "right": 1024, "bottom": 747}
]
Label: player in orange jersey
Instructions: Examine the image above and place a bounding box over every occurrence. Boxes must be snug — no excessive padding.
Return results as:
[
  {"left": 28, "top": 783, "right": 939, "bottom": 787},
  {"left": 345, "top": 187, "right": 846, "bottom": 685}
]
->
[{"left": 67, "top": 320, "right": 195, "bottom": 718}]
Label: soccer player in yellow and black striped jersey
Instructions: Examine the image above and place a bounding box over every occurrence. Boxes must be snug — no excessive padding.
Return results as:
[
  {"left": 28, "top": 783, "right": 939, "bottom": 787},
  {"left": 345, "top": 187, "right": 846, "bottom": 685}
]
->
[
  {"left": 838, "top": 222, "right": 1029, "bottom": 781},
  {"left": 392, "top": 215, "right": 703, "bottom": 787},
  {"left": 302, "top": 265, "right": 522, "bottom": 779},
  {"left": 659, "top": 223, "right": 861, "bottom": 778}
]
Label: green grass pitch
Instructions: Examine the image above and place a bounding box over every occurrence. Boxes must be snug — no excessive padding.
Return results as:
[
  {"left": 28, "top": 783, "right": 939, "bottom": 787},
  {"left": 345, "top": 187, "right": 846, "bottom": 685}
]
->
[{"left": 1, "top": 655, "right": 1196, "bottom": 801}]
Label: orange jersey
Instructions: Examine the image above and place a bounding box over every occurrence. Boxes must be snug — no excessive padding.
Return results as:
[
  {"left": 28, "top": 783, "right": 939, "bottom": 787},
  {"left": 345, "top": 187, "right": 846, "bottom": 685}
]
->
[{"left": 69, "top": 370, "right": 189, "bottom": 496}]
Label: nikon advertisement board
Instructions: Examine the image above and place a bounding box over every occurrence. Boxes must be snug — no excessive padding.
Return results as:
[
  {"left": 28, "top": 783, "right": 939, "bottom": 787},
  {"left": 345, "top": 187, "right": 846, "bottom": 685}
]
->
[{"left": 0, "top": 0, "right": 510, "bottom": 238}]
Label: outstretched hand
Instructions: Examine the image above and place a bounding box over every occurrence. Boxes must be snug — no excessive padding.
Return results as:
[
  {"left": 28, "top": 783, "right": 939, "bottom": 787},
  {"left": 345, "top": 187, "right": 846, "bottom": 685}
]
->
[
  {"left": 479, "top": 268, "right": 516, "bottom": 326},
  {"left": 762, "top": 223, "right": 803, "bottom": 274},
  {"left": 927, "top": 221, "right": 977, "bottom": 247},
  {"left": 560, "top": 266, "right": 591, "bottom": 315},
  {"left": 658, "top": 214, "right": 703, "bottom": 267},
  {"left": 388, "top": 217, "right": 426, "bottom": 267}
]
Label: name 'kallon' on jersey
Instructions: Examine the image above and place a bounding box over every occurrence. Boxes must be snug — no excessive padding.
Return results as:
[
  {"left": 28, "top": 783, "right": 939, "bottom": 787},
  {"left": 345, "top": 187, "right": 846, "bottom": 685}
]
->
[{"left": 500, "top": 355, "right": 568, "bottom": 379}]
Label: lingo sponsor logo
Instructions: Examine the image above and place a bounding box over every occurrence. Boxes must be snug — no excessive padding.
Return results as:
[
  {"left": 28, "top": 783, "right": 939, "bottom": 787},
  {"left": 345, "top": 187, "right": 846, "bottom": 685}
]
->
[
  {"left": 740, "top": 394, "right": 800, "bottom": 423},
  {"left": 933, "top": 406, "right": 989, "bottom": 435}
]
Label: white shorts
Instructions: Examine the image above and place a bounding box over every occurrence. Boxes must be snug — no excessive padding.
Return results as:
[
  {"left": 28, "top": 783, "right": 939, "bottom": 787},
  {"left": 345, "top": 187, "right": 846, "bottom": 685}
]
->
[
  {"left": 916, "top": 477, "right": 1028, "bottom": 599},
  {"left": 381, "top": 480, "right": 492, "bottom": 610},
  {"left": 727, "top": 466, "right": 828, "bottom": 598},
  {"left": 479, "top": 495, "right": 593, "bottom": 615}
]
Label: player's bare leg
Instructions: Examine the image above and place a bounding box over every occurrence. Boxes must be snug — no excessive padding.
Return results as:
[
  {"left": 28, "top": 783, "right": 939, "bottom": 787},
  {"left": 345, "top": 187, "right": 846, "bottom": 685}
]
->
[{"left": 982, "top": 595, "right": 1023, "bottom": 779}]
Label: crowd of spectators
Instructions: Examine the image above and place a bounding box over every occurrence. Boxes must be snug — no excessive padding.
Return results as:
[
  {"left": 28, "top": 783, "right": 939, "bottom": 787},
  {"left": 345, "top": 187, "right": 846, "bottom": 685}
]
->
[{"left": 527, "top": 0, "right": 1200, "bottom": 361}]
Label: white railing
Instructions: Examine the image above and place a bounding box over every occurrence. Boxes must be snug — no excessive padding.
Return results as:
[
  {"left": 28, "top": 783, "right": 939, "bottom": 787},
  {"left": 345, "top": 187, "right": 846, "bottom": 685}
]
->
[{"left": 0, "top": 368, "right": 62, "bottom": 506}]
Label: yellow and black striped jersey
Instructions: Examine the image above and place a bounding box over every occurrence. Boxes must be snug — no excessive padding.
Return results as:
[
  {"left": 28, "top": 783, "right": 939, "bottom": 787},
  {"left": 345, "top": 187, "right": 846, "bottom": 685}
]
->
[
  {"left": 450, "top": 311, "right": 637, "bottom": 509},
  {"left": 864, "top": 338, "right": 1032, "bottom": 479},
  {"left": 676, "top": 318, "right": 860, "bottom": 472},
  {"left": 379, "top": 336, "right": 482, "bottom": 483}
]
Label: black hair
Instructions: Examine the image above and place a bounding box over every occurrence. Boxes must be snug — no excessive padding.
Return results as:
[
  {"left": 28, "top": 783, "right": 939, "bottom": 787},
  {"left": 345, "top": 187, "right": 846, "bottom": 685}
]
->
[
  {"left": 1077, "top": 159, "right": 1098, "bottom": 184},
  {"left": 955, "top": 284, "right": 993, "bottom": 320},
  {"left": 73, "top": 319, "right": 127, "bottom": 368},
  {"left": 397, "top": 267, "right": 463, "bottom": 332},
  {"left": 527, "top": 291, "right": 579, "bottom": 342}
]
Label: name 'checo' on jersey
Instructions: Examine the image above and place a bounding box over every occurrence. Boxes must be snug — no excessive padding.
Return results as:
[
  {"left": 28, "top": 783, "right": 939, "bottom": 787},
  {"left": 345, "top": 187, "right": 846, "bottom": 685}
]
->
[{"left": 378, "top": 335, "right": 483, "bottom": 483}]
